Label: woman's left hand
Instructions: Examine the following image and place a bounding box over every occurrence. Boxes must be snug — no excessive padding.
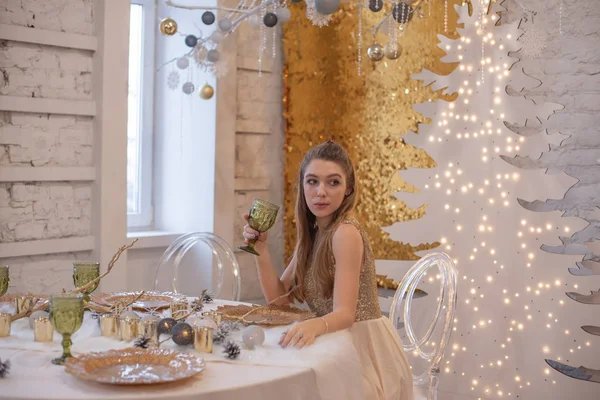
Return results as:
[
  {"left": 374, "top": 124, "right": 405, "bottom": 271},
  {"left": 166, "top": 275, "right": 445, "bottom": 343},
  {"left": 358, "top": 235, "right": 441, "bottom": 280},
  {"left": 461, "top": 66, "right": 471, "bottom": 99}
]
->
[{"left": 279, "top": 318, "right": 327, "bottom": 349}]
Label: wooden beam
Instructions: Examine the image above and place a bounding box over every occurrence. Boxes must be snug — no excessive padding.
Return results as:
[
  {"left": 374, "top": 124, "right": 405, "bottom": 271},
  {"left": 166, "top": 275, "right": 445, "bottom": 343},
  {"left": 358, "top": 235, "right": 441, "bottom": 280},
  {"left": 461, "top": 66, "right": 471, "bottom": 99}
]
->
[
  {"left": 0, "top": 236, "right": 95, "bottom": 258},
  {"left": 0, "top": 23, "right": 97, "bottom": 51},
  {"left": 237, "top": 55, "right": 273, "bottom": 73},
  {"left": 0, "top": 96, "right": 96, "bottom": 116},
  {"left": 235, "top": 177, "right": 271, "bottom": 192},
  {"left": 236, "top": 119, "right": 272, "bottom": 134}
]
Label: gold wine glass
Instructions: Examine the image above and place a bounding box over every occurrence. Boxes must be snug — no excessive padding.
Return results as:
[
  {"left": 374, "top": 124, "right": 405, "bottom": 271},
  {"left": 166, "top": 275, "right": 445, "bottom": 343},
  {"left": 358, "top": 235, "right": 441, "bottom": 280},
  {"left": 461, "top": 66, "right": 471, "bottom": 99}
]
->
[
  {"left": 73, "top": 262, "right": 100, "bottom": 302},
  {"left": 0, "top": 266, "right": 8, "bottom": 296},
  {"left": 238, "top": 199, "right": 279, "bottom": 256},
  {"left": 49, "top": 293, "right": 84, "bottom": 365}
]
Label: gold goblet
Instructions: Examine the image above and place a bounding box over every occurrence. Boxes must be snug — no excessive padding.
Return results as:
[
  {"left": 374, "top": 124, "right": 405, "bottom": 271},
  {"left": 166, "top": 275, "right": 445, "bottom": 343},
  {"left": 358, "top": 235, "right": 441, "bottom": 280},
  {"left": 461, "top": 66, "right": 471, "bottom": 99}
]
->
[
  {"left": 0, "top": 266, "right": 8, "bottom": 296},
  {"left": 238, "top": 199, "right": 279, "bottom": 256},
  {"left": 73, "top": 262, "right": 100, "bottom": 302},
  {"left": 49, "top": 294, "right": 84, "bottom": 365}
]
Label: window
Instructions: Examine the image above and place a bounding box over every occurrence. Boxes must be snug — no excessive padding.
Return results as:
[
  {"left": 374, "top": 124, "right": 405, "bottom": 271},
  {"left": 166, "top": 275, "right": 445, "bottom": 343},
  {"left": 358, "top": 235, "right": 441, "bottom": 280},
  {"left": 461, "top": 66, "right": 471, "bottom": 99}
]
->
[{"left": 127, "top": 0, "right": 155, "bottom": 229}]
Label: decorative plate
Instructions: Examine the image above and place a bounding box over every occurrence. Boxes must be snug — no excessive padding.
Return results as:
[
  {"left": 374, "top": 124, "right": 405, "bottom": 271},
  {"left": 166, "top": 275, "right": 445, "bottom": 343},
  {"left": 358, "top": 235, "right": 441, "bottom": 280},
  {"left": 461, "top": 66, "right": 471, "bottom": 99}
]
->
[
  {"left": 90, "top": 291, "right": 185, "bottom": 311},
  {"left": 216, "top": 304, "right": 315, "bottom": 326},
  {"left": 65, "top": 348, "right": 205, "bottom": 385}
]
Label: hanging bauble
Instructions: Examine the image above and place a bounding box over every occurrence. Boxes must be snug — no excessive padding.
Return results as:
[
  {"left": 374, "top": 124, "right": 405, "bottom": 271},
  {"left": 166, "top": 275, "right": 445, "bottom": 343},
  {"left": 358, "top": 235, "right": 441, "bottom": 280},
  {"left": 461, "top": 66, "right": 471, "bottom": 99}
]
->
[
  {"left": 384, "top": 42, "right": 402, "bottom": 60},
  {"left": 314, "top": 0, "right": 340, "bottom": 15},
  {"left": 241, "top": 325, "right": 265, "bottom": 349},
  {"left": 199, "top": 83, "right": 215, "bottom": 100},
  {"left": 263, "top": 13, "right": 278, "bottom": 28},
  {"left": 159, "top": 18, "right": 178, "bottom": 36},
  {"left": 202, "top": 11, "right": 216, "bottom": 25},
  {"left": 29, "top": 310, "right": 49, "bottom": 329},
  {"left": 171, "top": 322, "right": 194, "bottom": 346},
  {"left": 368, "top": 0, "right": 383, "bottom": 12},
  {"left": 276, "top": 7, "right": 292, "bottom": 23},
  {"left": 157, "top": 317, "right": 177, "bottom": 335},
  {"left": 176, "top": 57, "right": 189, "bottom": 70},
  {"left": 218, "top": 18, "right": 233, "bottom": 32},
  {"left": 185, "top": 35, "right": 198, "bottom": 48},
  {"left": 392, "top": 2, "right": 413, "bottom": 24},
  {"left": 248, "top": 14, "right": 261, "bottom": 29},
  {"left": 210, "top": 30, "right": 224, "bottom": 43},
  {"left": 291, "top": 0, "right": 303, "bottom": 2},
  {"left": 182, "top": 82, "right": 195, "bottom": 95},
  {"left": 367, "top": 43, "right": 384, "bottom": 61},
  {"left": 206, "top": 49, "right": 220, "bottom": 63}
]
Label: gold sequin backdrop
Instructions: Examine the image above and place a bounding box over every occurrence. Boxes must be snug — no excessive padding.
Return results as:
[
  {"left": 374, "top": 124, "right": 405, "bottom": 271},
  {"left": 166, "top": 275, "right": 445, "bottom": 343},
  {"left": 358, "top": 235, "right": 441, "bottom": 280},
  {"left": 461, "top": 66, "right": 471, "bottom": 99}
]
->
[{"left": 283, "top": 1, "right": 463, "bottom": 260}]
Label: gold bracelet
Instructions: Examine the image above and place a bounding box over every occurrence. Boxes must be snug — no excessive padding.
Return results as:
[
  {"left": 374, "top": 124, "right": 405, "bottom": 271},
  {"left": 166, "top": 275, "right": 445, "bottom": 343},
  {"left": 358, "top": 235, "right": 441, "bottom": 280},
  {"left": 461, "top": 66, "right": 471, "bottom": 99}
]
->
[{"left": 320, "top": 317, "right": 329, "bottom": 334}]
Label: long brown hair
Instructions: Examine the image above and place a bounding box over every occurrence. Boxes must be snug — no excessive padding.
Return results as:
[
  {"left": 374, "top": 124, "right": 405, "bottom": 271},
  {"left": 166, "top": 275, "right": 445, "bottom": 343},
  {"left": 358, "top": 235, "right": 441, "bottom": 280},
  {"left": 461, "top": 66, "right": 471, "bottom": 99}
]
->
[{"left": 291, "top": 141, "right": 358, "bottom": 302}]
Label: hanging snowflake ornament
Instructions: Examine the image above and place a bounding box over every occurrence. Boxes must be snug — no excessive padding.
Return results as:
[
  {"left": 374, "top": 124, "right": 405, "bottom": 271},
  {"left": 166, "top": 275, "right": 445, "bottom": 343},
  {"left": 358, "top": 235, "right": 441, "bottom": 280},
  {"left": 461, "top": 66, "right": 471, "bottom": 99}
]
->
[
  {"left": 519, "top": 25, "right": 547, "bottom": 59},
  {"left": 167, "top": 70, "right": 180, "bottom": 90},
  {"left": 306, "top": 0, "right": 332, "bottom": 27}
]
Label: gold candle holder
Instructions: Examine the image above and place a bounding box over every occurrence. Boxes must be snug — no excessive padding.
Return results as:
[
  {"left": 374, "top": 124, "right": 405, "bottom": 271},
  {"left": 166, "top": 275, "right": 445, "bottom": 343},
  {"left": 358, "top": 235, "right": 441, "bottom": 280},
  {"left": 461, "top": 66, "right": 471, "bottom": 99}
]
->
[
  {"left": 138, "top": 319, "right": 158, "bottom": 345},
  {"left": 119, "top": 316, "right": 139, "bottom": 341},
  {"left": 170, "top": 300, "right": 188, "bottom": 320},
  {"left": 15, "top": 295, "right": 38, "bottom": 314},
  {"left": 0, "top": 312, "right": 11, "bottom": 337},
  {"left": 194, "top": 326, "right": 213, "bottom": 353},
  {"left": 33, "top": 316, "right": 54, "bottom": 342},
  {"left": 202, "top": 310, "right": 222, "bottom": 327},
  {"left": 99, "top": 314, "right": 119, "bottom": 338}
]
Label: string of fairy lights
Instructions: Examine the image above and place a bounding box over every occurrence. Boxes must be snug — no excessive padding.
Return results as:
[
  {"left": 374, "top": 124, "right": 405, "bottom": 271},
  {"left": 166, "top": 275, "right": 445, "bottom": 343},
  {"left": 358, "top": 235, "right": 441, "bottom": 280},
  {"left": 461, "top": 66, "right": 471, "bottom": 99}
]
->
[{"left": 403, "top": 1, "right": 592, "bottom": 397}]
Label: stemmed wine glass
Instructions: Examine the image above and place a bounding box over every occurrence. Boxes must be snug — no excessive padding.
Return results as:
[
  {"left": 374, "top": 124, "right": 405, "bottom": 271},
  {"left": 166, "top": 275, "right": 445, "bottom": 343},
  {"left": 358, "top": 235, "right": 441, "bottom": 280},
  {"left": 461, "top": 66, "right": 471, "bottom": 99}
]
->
[
  {"left": 49, "top": 293, "right": 84, "bottom": 365},
  {"left": 0, "top": 266, "right": 8, "bottom": 296},
  {"left": 238, "top": 199, "right": 279, "bottom": 256},
  {"left": 73, "top": 262, "right": 100, "bottom": 302}
]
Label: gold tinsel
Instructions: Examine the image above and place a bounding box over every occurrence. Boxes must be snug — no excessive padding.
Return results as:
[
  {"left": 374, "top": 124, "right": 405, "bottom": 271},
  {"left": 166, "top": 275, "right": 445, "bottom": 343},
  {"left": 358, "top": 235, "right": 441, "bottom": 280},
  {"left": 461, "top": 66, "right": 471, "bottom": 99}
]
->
[{"left": 283, "top": 2, "right": 463, "bottom": 261}]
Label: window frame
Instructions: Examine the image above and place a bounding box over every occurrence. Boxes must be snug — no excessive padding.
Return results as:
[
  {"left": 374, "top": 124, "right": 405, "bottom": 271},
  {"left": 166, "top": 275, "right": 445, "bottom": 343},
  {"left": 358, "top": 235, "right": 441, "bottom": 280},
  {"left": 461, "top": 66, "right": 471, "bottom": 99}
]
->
[{"left": 127, "top": 0, "right": 156, "bottom": 230}]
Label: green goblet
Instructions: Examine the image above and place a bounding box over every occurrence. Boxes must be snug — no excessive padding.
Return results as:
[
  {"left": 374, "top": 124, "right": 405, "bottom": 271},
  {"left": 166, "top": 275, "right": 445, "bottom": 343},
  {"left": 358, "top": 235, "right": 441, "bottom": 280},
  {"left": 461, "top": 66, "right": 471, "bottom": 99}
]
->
[
  {"left": 73, "top": 262, "right": 100, "bottom": 302},
  {"left": 238, "top": 199, "right": 279, "bottom": 256},
  {"left": 49, "top": 293, "right": 84, "bottom": 365},
  {"left": 0, "top": 266, "right": 8, "bottom": 297}
]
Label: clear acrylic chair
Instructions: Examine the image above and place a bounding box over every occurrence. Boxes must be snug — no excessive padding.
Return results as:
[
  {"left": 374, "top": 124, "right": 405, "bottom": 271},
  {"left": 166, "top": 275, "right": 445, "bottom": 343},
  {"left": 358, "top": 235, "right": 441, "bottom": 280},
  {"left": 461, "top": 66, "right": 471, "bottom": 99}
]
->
[
  {"left": 389, "top": 252, "right": 458, "bottom": 400},
  {"left": 153, "top": 232, "right": 242, "bottom": 301}
]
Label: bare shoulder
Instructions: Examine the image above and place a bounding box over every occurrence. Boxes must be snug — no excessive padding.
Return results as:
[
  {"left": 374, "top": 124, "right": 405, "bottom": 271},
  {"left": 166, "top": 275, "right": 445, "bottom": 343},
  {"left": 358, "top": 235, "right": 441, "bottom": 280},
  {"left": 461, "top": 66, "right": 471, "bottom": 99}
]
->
[{"left": 332, "top": 222, "right": 363, "bottom": 249}]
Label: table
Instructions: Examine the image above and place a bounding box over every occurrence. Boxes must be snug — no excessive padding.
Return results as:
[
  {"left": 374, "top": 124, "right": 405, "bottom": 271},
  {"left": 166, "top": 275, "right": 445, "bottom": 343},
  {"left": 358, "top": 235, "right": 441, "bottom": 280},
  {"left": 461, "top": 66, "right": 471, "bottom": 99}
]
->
[{"left": 0, "top": 300, "right": 365, "bottom": 400}]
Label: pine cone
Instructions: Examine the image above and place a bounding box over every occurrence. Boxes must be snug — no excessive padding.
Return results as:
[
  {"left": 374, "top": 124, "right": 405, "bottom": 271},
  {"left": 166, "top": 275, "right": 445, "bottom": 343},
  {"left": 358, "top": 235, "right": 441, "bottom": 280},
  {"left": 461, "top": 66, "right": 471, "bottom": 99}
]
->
[
  {"left": 190, "top": 298, "right": 204, "bottom": 312},
  {"left": 134, "top": 335, "right": 151, "bottom": 349},
  {"left": 202, "top": 292, "right": 213, "bottom": 304},
  {"left": 213, "top": 327, "right": 228, "bottom": 344},
  {"left": 0, "top": 359, "right": 10, "bottom": 378},
  {"left": 223, "top": 340, "right": 240, "bottom": 360}
]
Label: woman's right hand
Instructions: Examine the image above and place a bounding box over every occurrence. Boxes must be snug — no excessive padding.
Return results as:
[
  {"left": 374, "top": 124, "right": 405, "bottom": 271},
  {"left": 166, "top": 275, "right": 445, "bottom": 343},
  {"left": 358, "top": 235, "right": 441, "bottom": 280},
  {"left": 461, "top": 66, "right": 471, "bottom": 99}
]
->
[{"left": 243, "top": 213, "right": 268, "bottom": 254}]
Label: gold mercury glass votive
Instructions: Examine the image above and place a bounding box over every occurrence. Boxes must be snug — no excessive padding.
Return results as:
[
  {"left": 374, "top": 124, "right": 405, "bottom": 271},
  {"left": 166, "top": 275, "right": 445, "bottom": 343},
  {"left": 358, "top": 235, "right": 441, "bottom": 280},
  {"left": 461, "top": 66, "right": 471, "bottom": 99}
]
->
[
  {"left": 170, "top": 300, "right": 188, "bottom": 320},
  {"left": 194, "top": 326, "right": 213, "bottom": 353},
  {"left": 0, "top": 312, "right": 11, "bottom": 337},
  {"left": 120, "top": 316, "right": 139, "bottom": 341},
  {"left": 33, "top": 316, "right": 54, "bottom": 342},
  {"left": 201, "top": 310, "right": 222, "bottom": 327},
  {"left": 99, "top": 314, "right": 119, "bottom": 338},
  {"left": 15, "top": 295, "right": 38, "bottom": 314},
  {"left": 138, "top": 319, "right": 158, "bottom": 345}
]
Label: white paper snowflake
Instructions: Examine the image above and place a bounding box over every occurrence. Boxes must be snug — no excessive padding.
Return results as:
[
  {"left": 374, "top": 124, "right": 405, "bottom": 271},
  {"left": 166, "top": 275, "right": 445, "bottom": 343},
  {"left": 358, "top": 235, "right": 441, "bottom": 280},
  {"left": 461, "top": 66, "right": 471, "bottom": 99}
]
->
[
  {"left": 305, "top": 0, "right": 331, "bottom": 27},
  {"left": 167, "top": 70, "right": 180, "bottom": 90},
  {"left": 519, "top": 26, "right": 547, "bottom": 59}
]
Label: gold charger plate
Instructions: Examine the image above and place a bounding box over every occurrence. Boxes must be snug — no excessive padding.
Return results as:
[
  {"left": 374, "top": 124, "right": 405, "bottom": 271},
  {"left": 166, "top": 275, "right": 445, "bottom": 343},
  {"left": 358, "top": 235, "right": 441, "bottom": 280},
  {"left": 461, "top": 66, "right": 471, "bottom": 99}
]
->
[
  {"left": 90, "top": 291, "right": 185, "bottom": 311},
  {"left": 65, "top": 348, "right": 205, "bottom": 385},
  {"left": 216, "top": 304, "right": 315, "bottom": 326}
]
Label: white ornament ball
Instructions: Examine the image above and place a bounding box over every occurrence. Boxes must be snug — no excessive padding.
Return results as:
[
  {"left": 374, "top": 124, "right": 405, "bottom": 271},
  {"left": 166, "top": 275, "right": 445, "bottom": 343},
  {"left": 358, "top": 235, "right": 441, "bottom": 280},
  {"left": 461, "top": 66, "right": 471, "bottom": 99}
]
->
[
  {"left": 276, "top": 8, "right": 292, "bottom": 23},
  {"left": 218, "top": 18, "right": 232, "bottom": 32},
  {"left": 185, "top": 314, "right": 204, "bottom": 328},
  {"left": 119, "top": 310, "right": 140, "bottom": 320},
  {"left": 242, "top": 325, "right": 265, "bottom": 349},
  {"left": 176, "top": 57, "right": 189, "bottom": 70},
  {"left": 210, "top": 30, "right": 224, "bottom": 43},
  {"left": 314, "top": 0, "right": 340, "bottom": 15},
  {"left": 29, "top": 310, "right": 49, "bottom": 329},
  {"left": 248, "top": 14, "right": 261, "bottom": 29}
]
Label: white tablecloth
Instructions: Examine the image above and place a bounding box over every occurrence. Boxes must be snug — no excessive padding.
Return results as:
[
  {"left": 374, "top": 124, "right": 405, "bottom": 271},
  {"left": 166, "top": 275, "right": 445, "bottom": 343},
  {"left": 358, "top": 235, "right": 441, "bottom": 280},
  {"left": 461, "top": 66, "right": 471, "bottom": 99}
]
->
[{"left": 0, "top": 300, "right": 365, "bottom": 400}]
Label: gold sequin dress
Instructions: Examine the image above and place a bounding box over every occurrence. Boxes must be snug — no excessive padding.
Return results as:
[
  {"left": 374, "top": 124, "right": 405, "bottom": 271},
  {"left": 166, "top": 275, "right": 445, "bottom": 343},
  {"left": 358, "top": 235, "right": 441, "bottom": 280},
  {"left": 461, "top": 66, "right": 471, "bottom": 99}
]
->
[{"left": 303, "top": 219, "right": 414, "bottom": 400}]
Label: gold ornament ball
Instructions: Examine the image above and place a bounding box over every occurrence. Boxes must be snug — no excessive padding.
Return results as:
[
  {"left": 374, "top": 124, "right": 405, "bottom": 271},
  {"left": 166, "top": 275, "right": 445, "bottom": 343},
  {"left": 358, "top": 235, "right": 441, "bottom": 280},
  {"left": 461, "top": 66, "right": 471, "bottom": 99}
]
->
[
  {"left": 199, "top": 83, "right": 215, "bottom": 100},
  {"left": 367, "top": 43, "right": 384, "bottom": 62},
  {"left": 384, "top": 42, "right": 402, "bottom": 60},
  {"left": 160, "top": 18, "right": 178, "bottom": 36}
]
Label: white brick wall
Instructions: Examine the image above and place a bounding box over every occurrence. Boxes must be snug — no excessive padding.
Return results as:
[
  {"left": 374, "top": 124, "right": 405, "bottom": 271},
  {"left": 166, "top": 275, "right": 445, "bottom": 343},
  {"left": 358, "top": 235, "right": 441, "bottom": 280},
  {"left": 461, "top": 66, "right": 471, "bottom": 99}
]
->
[{"left": 0, "top": 0, "right": 94, "bottom": 35}]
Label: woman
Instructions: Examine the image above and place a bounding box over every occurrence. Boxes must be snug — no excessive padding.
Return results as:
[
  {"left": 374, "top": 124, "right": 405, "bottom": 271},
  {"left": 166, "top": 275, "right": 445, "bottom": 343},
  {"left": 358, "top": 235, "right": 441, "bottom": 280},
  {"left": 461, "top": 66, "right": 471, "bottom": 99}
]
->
[{"left": 242, "top": 141, "right": 413, "bottom": 400}]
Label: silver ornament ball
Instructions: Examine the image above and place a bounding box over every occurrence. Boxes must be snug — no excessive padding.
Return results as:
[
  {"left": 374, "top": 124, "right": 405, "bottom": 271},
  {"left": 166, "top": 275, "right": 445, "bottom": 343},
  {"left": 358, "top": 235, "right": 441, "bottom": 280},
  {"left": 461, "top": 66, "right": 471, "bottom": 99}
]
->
[
  {"left": 367, "top": 43, "right": 384, "bottom": 62},
  {"left": 182, "top": 82, "right": 195, "bottom": 95},
  {"left": 314, "top": 0, "right": 340, "bottom": 15},
  {"left": 242, "top": 325, "right": 265, "bottom": 349},
  {"left": 276, "top": 7, "right": 292, "bottom": 23},
  {"left": 384, "top": 42, "right": 402, "bottom": 60},
  {"left": 210, "top": 30, "right": 224, "bottom": 43},
  {"left": 218, "top": 18, "right": 233, "bottom": 32},
  {"left": 206, "top": 49, "right": 220, "bottom": 63},
  {"left": 176, "top": 57, "right": 189, "bottom": 70},
  {"left": 248, "top": 14, "right": 261, "bottom": 29}
]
